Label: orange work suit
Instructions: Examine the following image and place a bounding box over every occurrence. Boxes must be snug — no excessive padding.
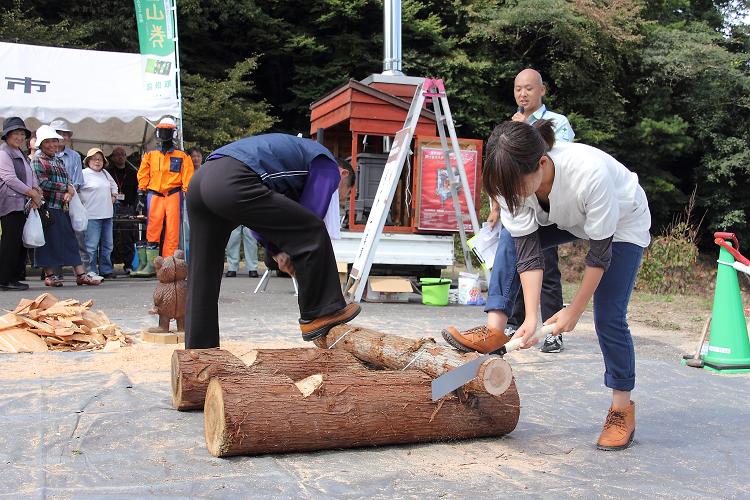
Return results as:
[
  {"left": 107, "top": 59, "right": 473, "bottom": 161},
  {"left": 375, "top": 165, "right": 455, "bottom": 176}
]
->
[{"left": 137, "top": 148, "right": 194, "bottom": 257}]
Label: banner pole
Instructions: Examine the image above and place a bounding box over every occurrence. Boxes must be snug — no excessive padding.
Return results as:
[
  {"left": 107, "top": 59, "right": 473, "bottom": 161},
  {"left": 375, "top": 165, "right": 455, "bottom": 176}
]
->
[{"left": 169, "top": 0, "right": 184, "bottom": 150}]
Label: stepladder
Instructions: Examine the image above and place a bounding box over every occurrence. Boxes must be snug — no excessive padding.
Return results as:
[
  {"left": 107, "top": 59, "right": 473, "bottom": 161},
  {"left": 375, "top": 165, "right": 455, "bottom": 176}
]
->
[{"left": 344, "top": 78, "right": 485, "bottom": 303}]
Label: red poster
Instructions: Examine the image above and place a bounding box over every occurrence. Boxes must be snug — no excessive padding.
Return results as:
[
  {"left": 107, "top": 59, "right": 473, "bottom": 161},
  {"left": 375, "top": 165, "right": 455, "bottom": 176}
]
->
[{"left": 416, "top": 138, "right": 481, "bottom": 232}]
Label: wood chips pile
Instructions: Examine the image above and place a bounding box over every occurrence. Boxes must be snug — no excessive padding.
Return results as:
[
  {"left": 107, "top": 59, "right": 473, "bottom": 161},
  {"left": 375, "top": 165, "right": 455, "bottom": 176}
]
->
[{"left": 0, "top": 293, "right": 132, "bottom": 353}]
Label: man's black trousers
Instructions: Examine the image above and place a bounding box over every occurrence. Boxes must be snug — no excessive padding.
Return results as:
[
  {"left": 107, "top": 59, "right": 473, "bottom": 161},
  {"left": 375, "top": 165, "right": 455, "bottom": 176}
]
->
[{"left": 184, "top": 156, "right": 346, "bottom": 349}]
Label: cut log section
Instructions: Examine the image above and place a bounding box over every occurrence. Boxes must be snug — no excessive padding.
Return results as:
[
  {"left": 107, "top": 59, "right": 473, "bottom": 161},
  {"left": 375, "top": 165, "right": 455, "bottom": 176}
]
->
[
  {"left": 204, "top": 371, "right": 521, "bottom": 457},
  {"left": 171, "top": 347, "right": 368, "bottom": 411},
  {"left": 314, "top": 325, "right": 513, "bottom": 397}
]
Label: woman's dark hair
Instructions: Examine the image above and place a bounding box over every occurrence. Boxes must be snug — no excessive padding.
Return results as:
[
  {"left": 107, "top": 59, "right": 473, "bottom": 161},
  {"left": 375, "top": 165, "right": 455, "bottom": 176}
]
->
[
  {"left": 186, "top": 146, "right": 203, "bottom": 157},
  {"left": 483, "top": 119, "right": 556, "bottom": 214}
]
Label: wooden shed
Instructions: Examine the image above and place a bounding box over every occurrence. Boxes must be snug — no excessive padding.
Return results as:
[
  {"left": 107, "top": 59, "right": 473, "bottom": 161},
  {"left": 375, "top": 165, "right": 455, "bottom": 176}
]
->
[{"left": 309, "top": 78, "right": 437, "bottom": 233}]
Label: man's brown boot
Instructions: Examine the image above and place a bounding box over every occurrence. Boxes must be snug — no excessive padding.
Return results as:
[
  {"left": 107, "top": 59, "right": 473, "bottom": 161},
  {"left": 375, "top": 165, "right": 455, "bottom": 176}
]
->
[
  {"left": 299, "top": 303, "right": 361, "bottom": 341},
  {"left": 441, "top": 325, "right": 509, "bottom": 353},
  {"left": 597, "top": 401, "right": 636, "bottom": 451}
]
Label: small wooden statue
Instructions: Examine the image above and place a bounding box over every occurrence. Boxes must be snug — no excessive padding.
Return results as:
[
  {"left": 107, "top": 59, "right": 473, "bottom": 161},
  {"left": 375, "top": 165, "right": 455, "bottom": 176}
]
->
[{"left": 147, "top": 250, "right": 188, "bottom": 333}]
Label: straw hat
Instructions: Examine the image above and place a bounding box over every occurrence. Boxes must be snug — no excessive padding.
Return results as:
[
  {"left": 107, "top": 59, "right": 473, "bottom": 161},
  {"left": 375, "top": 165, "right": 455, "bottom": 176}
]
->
[{"left": 83, "top": 147, "right": 108, "bottom": 167}]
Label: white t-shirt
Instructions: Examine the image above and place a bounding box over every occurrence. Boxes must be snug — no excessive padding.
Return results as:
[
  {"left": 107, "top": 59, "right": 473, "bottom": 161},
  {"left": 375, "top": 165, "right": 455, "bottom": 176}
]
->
[
  {"left": 500, "top": 142, "right": 651, "bottom": 248},
  {"left": 80, "top": 168, "right": 118, "bottom": 219}
]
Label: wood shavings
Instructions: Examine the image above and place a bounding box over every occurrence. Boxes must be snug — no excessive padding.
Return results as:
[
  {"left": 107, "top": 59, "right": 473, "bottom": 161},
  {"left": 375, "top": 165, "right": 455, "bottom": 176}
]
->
[{"left": 0, "top": 294, "right": 133, "bottom": 353}]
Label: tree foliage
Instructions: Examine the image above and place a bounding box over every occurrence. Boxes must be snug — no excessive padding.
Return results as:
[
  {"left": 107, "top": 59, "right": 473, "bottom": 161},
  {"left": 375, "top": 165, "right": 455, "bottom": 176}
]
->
[{"left": 1, "top": 0, "right": 749, "bottom": 245}]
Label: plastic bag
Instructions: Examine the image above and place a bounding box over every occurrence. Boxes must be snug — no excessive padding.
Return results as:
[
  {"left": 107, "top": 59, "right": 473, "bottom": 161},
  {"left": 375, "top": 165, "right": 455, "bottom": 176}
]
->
[
  {"left": 22, "top": 208, "right": 45, "bottom": 248},
  {"left": 68, "top": 191, "right": 88, "bottom": 232},
  {"left": 458, "top": 272, "right": 485, "bottom": 305}
]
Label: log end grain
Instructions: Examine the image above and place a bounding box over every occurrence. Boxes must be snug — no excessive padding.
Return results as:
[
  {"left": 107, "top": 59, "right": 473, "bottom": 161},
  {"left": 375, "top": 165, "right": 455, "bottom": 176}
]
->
[
  {"left": 204, "top": 378, "right": 229, "bottom": 458},
  {"left": 477, "top": 357, "right": 514, "bottom": 396},
  {"left": 171, "top": 348, "right": 247, "bottom": 411}
]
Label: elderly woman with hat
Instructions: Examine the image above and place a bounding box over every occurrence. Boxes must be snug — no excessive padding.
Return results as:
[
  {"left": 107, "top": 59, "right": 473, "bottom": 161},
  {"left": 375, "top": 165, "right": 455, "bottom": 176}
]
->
[
  {"left": 0, "top": 117, "right": 43, "bottom": 291},
  {"left": 79, "top": 148, "right": 119, "bottom": 279},
  {"left": 31, "top": 125, "right": 99, "bottom": 287}
]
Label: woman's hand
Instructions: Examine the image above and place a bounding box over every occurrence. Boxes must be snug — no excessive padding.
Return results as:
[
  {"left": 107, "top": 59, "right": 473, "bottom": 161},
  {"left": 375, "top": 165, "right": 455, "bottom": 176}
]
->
[
  {"left": 546, "top": 305, "right": 584, "bottom": 335},
  {"left": 27, "top": 188, "right": 43, "bottom": 208},
  {"left": 273, "top": 252, "right": 296, "bottom": 277},
  {"left": 514, "top": 317, "right": 538, "bottom": 349},
  {"left": 63, "top": 184, "right": 75, "bottom": 203},
  {"left": 487, "top": 206, "right": 500, "bottom": 230}
]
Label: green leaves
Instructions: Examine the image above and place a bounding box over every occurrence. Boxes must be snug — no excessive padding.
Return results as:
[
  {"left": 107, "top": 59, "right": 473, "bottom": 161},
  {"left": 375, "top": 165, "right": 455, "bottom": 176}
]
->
[
  {"left": 181, "top": 57, "right": 276, "bottom": 150},
  {"left": 3, "top": 0, "right": 750, "bottom": 245}
]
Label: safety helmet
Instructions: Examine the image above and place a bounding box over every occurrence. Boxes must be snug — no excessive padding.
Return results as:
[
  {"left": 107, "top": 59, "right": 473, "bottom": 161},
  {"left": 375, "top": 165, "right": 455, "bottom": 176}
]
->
[{"left": 155, "top": 117, "right": 178, "bottom": 141}]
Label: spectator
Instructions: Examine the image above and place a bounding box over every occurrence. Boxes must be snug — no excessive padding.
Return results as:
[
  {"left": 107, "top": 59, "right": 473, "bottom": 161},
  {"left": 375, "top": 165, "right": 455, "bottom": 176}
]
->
[
  {"left": 49, "top": 119, "right": 88, "bottom": 275},
  {"left": 31, "top": 126, "right": 99, "bottom": 287},
  {"left": 0, "top": 117, "right": 43, "bottom": 291},
  {"left": 48, "top": 119, "right": 83, "bottom": 189},
  {"left": 225, "top": 226, "right": 259, "bottom": 278},
  {"left": 27, "top": 135, "right": 37, "bottom": 162},
  {"left": 80, "top": 148, "right": 118, "bottom": 280},
  {"left": 106, "top": 146, "right": 139, "bottom": 273},
  {"left": 187, "top": 146, "right": 203, "bottom": 169}
]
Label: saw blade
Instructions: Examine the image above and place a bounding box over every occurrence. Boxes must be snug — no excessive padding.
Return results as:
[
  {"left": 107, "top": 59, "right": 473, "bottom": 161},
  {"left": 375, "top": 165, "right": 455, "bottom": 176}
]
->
[{"left": 431, "top": 354, "right": 490, "bottom": 401}]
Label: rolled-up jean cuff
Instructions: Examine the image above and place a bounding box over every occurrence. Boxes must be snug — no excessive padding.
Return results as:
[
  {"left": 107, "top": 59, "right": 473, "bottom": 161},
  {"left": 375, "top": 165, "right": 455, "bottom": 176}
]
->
[
  {"left": 484, "top": 295, "right": 513, "bottom": 315},
  {"left": 604, "top": 373, "right": 635, "bottom": 392}
]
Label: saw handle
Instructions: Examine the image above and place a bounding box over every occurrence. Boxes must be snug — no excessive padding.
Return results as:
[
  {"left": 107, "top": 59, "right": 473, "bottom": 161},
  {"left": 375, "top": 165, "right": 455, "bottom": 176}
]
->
[{"left": 503, "top": 323, "right": 556, "bottom": 353}]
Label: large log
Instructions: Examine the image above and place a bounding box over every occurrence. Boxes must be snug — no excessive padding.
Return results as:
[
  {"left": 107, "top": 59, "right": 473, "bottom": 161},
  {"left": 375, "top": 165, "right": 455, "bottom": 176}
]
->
[
  {"left": 314, "top": 324, "right": 513, "bottom": 397},
  {"left": 204, "top": 371, "right": 521, "bottom": 457},
  {"left": 171, "top": 347, "right": 368, "bottom": 410}
]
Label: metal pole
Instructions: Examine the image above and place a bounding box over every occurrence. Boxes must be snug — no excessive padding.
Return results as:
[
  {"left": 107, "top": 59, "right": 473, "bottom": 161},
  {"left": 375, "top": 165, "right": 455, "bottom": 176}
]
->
[
  {"left": 382, "top": 0, "right": 403, "bottom": 75},
  {"left": 169, "top": 0, "right": 184, "bottom": 150}
]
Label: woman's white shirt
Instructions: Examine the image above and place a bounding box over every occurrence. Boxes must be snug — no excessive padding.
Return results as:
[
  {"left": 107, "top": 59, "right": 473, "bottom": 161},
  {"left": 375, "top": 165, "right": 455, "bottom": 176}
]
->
[
  {"left": 80, "top": 168, "right": 118, "bottom": 219},
  {"left": 500, "top": 142, "right": 651, "bottom": 248}
]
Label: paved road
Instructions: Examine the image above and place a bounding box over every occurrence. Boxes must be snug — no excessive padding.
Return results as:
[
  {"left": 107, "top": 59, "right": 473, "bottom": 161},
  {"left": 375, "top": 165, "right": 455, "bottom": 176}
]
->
[{"left": 1, "top": 275, "right": 748, "bottom": 498}]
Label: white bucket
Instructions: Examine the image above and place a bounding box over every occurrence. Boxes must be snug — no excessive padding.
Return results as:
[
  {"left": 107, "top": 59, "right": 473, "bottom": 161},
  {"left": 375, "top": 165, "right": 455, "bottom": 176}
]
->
[{"left": 458, "top": 272, "right": 484, "bottom": 305}]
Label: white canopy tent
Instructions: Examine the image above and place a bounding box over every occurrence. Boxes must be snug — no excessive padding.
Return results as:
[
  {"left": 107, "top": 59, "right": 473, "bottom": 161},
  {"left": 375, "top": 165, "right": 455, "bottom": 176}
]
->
[{"left": 0, "top": 42, "right": 180, "bottom": 155}]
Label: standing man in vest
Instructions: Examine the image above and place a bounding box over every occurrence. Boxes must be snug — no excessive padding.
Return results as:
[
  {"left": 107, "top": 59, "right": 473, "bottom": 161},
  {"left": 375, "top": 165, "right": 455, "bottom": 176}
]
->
[
  {"left": 185, "top": 133, "right": 360, "bottom": 349},
  {"left": 488, "top": 68, "right": 575, "bottom": 353},
  {"left": 132, "top": 117, "right": 194, "bottom": 276},
  {"left": 49, "top": 120, "right": 83, "bottom": 190}
]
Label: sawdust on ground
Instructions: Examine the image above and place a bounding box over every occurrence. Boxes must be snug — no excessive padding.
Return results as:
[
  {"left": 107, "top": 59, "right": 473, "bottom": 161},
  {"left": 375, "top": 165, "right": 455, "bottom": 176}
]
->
[{"left": 0, "top": 338, "right": 299, "bottom": 384}]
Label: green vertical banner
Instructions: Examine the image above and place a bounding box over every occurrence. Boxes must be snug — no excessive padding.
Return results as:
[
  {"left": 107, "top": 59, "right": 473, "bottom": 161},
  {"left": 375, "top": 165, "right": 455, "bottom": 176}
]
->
[{"left": 134, "top": 0, "right": 176, "bottom": 98}]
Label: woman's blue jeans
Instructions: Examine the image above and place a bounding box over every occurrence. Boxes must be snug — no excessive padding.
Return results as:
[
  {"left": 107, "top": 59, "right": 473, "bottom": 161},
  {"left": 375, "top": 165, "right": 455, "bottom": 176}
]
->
[
  {"left": 486, "top": 225, "right": 644, "bottom": 391},
  {"left": 84, "top": 218, "right": 114, "bottom": 275}
]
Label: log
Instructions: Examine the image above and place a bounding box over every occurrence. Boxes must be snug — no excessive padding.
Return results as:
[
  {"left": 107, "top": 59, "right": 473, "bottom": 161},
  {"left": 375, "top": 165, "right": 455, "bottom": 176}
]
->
[
  {"left": 171, "top": 347, "right": 368, "bottom": 410},
  {"left": 314, "top": 324, "right": 513, "bottom": 397},
  {"left": 204, "top": 371, "right": 521, "bottom": 457}
]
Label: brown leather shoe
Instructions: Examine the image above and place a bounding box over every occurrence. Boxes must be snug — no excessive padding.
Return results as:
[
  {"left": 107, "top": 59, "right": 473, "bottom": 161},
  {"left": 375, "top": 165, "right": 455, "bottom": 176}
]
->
[
  {"left": 597, "top": 401, "right": 636, "bottom": 450},
  {"left": 299, "top": 303, "right": 361, "bottom": 341},
  {"left": 442, "top": 325, "right": 509, "bottom": 353}
]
